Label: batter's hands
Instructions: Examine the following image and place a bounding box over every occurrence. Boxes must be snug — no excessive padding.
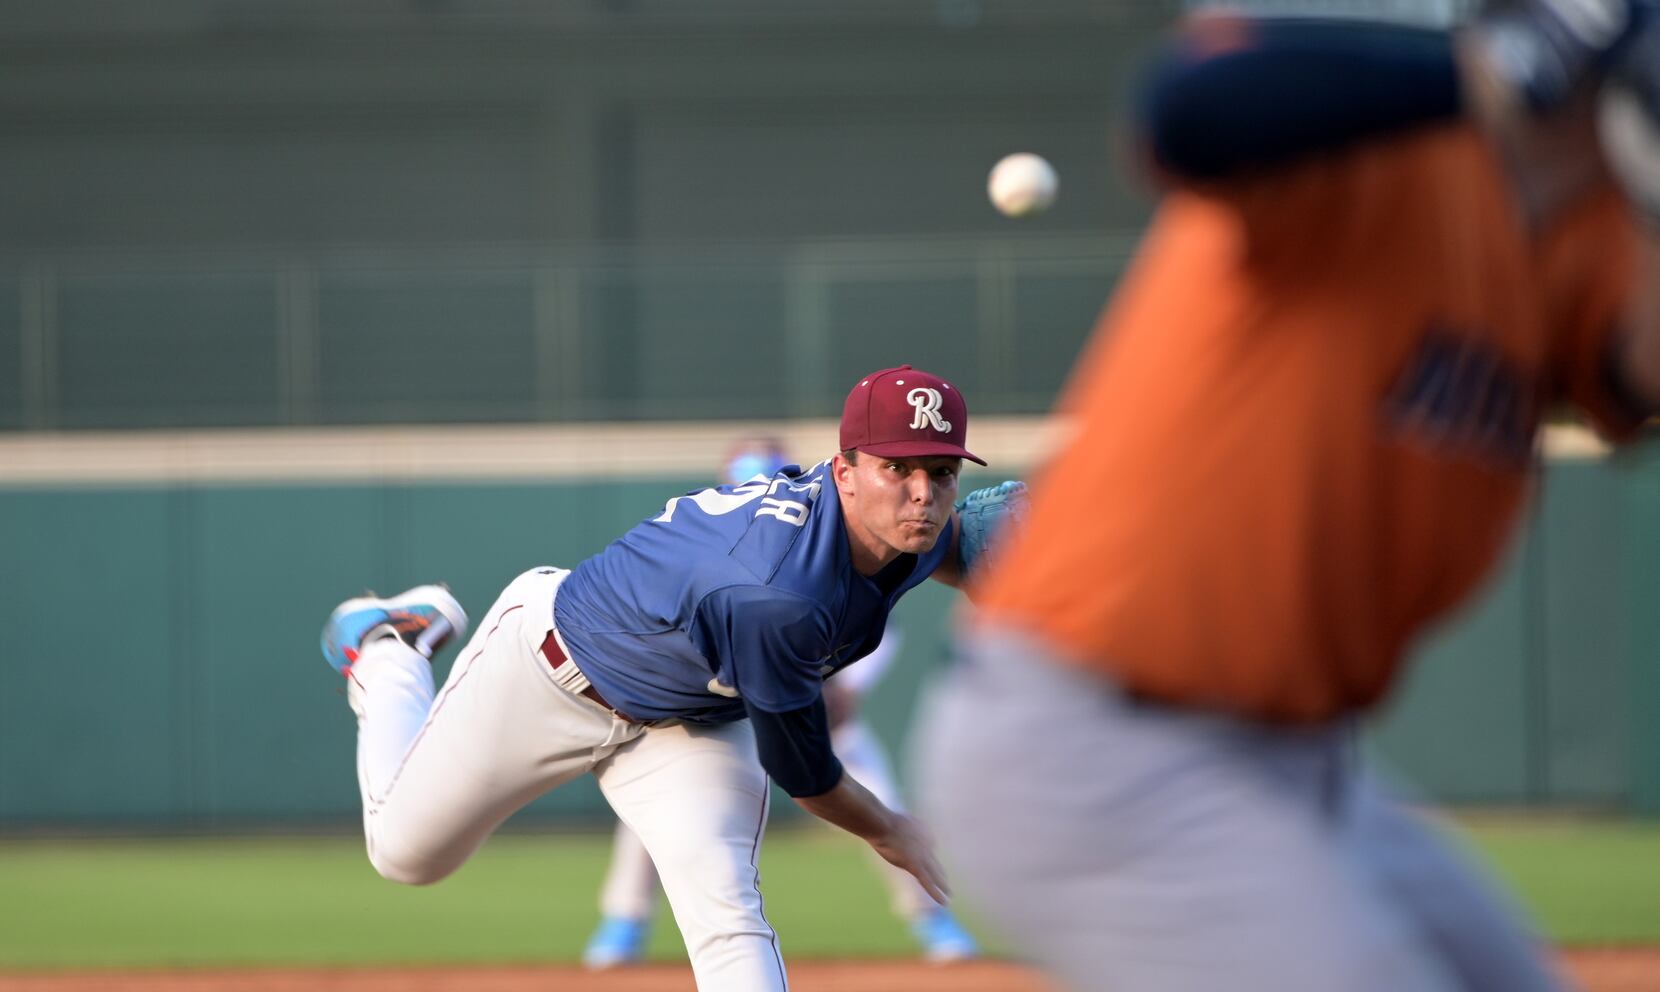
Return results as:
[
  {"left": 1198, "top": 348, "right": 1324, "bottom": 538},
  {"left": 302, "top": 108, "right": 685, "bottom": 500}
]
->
[{"left": 868, "top": 813, "right": 951, "bottom": 906}]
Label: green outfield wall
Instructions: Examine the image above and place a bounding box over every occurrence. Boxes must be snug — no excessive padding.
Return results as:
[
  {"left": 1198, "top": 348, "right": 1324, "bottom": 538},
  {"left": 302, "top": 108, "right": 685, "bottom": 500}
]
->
[{"left": 3, "top": 442, "right": 1660, "bottom": 831}]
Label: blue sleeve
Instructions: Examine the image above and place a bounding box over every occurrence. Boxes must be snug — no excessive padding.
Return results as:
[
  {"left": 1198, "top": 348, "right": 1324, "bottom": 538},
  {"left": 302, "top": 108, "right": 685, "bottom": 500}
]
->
[
  {"left": 692, "top": 584, "right": 830, "bottom": 713},
  {"left": 746, "top": 696, "right": 845, "bottom": 797},
  {"left": 1140, "top": 18, "right": 1462, "bottom": 181}
]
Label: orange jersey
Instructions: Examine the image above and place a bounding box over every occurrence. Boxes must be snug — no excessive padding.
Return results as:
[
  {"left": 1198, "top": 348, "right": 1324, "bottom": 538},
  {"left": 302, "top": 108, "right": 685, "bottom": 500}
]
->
[{"left": 974, "top": 124, "right": 1643, "bottom": 723}]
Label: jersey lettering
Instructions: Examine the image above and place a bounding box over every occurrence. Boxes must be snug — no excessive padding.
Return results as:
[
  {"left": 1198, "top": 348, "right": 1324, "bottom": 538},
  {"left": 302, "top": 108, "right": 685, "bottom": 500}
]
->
[
  {"left": 655, "top": 476, "right": 825, "bottom": 527},
  {"left": 753, "top": 475, "right": 824, "bottom": 527},
  {"left": 1382, "top": 328, "right": 1538, "bottom": 466},
  {"left": 654, "top": 481, "right": 769, "bottom": 524},
  {"left": 756, "top": 497, "right": 810, "bottom": 526}
]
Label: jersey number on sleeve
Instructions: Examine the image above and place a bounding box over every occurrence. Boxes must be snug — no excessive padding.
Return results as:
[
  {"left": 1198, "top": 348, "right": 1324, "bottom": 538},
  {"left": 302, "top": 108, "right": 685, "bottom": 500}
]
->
[{"left": 654, "top": 477, "right": 823, "bottom": 527}]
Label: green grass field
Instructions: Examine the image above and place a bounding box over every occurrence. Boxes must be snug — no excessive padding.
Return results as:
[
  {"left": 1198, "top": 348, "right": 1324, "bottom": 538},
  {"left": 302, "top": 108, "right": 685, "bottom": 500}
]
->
[{"left": 1, "top": 818, "right": 1658, "bottom": 970}]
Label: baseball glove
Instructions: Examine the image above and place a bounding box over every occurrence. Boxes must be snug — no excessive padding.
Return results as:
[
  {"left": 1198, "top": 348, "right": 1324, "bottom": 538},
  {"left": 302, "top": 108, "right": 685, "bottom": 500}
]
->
[{"left": 954, "top": 480, "right": 1029, "bottom": 573}]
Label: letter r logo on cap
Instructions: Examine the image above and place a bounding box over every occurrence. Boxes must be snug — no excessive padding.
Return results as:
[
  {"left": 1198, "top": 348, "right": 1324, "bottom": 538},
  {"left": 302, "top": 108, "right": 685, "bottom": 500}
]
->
[
  {"left": 907, "top": 387, "right": 950, "bottom": 432},
  {"left": 838, "top": 364, "right": 985, "bottom": 465}
]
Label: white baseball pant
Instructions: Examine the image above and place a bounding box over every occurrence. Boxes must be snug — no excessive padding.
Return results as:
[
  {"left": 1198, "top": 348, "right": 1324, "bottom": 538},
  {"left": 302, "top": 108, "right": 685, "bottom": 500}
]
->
[
  {"left": 347, "top": 566, "right": 787, "bottom": 991},
  {"left": 597, "top": 714, "right": 933, "bottom": 925}
]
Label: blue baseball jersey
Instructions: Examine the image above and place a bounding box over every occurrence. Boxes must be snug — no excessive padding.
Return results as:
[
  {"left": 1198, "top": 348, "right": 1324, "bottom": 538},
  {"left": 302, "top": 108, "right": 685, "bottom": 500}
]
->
[{"left": 553, "top": 460, "right": 954, "bottom": 725}]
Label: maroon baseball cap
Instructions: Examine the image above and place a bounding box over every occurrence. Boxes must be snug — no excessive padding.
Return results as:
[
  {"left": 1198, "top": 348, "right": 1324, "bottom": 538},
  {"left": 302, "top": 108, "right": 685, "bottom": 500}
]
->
[{"left": 839, "top": 365, "right": 986, "bottom": 465}]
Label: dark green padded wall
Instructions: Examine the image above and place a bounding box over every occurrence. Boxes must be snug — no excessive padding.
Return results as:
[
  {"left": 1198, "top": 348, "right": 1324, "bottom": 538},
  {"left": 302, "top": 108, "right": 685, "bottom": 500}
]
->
[
  {"left": 1369, "top": 456, "right": 1644, "bottom": 809},
  {"left": 188, "top": 487, "right": 387, "bottom": 820},
  {"left": 1, "top": 490, "right": 182, "bottom": 819},
  {"left": 3, "top": 447, "right": 1658, "bottom": 829},
  {"left": 1539, "top": 465, "right": 1631, "bottom": 803},
  {"left": 1368, "top": 539, "right": 1535, "bottom": 803},
  {"left": 1623, "top": 447, "right": 1660, "bottom": 812}
]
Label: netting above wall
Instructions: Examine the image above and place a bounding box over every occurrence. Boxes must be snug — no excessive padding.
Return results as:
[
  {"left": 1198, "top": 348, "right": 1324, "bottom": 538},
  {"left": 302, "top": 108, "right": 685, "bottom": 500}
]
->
[
  {"left": 0, "top": 0, "right": 1179, "bottom": 39},
  {"left": 0, "top": 236, "right": 1131, "bottom": 431},
  {"left": 0, "top": 4, "right": 1171, "bottom": 432}
]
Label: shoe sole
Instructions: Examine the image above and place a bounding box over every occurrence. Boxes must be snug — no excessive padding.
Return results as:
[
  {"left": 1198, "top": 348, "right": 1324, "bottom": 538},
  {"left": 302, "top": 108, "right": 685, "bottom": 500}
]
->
[
  {"left": 379, "top": 584, "right": 469, "bottom": 645},
  {"left": 323, "top": 584, "right": 469, "bottom": 671}
]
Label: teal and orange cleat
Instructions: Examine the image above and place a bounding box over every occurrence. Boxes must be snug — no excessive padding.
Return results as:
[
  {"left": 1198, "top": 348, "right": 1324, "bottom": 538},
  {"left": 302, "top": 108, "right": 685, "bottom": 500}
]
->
[{"left": 320, "top": 584, "right": 467, "bottom": 673}]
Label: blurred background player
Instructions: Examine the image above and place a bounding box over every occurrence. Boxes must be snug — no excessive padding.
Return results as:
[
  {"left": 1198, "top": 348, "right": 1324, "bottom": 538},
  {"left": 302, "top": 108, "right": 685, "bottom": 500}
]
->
[
  {"left": 581, "top": 436, "right": 979, "bottom": 968},
  {"left": 921, "top": 2, "right": 1660, "bottom": 991}
]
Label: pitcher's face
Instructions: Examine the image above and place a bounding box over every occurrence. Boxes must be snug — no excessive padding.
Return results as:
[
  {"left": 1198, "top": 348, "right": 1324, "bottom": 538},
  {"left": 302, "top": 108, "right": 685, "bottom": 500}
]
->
[{"left": 835, "top": 452, "right": 961, "bottom": 572}]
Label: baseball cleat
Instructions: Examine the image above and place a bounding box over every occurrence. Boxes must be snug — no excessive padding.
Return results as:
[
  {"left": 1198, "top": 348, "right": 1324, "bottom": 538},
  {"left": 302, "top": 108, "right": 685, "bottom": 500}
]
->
[
  {"left": 319, "top": 584, "right": 468, "bottom": 673},
  {"left": 582, "top": 915, "right": 649, "bottom": 969},
  {"left": 912, "top": 907, "right": 979, "bottom": 963}
]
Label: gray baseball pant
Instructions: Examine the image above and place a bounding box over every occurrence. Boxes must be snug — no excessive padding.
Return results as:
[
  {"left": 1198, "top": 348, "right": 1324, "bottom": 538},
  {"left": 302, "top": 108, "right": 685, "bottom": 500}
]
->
[{"left": 914, "top": 629, "right": 1570, "bottom": 992}]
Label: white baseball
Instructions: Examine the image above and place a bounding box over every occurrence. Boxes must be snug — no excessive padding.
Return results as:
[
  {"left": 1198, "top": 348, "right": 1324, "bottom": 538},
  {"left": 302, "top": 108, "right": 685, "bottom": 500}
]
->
[{"left": 988, "top": 152, "right": 1058, "bottom": 218}]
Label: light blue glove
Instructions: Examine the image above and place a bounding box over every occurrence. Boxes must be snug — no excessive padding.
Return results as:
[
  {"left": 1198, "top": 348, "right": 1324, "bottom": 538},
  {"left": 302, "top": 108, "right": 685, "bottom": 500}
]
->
[{"left": 953, "top": 480, "right": 1029, "bottom": 574}]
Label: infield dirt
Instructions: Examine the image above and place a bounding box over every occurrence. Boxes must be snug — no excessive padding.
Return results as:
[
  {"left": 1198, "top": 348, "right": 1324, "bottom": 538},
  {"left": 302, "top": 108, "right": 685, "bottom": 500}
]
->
[{"left": 1, "top": 950, "right": 1656, "bottom": 992}]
